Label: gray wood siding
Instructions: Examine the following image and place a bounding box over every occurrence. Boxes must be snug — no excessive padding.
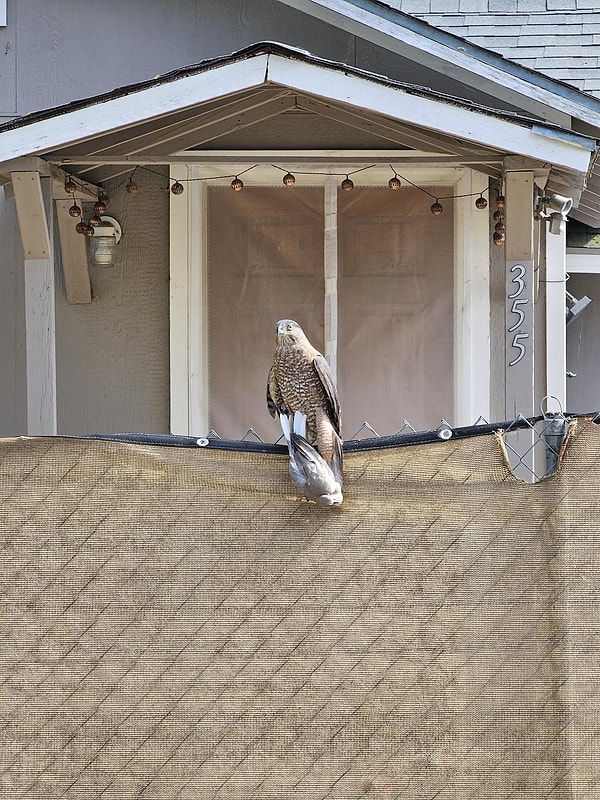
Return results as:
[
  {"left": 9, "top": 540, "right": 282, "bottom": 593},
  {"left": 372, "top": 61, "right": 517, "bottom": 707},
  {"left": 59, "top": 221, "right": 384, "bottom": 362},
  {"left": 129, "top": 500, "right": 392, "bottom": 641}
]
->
[{"left": 55, "top": 170, "right": 170, "bottom": 435}]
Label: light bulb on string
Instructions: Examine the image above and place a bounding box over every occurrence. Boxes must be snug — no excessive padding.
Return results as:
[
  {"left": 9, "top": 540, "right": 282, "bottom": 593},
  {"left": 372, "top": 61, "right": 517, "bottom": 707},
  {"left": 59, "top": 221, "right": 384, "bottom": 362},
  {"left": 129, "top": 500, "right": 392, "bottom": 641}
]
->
[
  {"left": 493, "top": 208, "right": 504, "bottom": 222},
  {"left": 64, "top": 177, "right": 77, "bottom": 195},
  {"left": 89, "top": 213, "right": 102, "bottom": 227},
  {"left": 430, "top": 200, "right": 443, "bottom": 216},
  {"left": 99, "top": 191, "right": 110, "bottom": 207},
  {"left": 475, "top": 195, "right": 488, "bottom": 209},
  {"left": 126, "top": 176, "right": 138, "bottom": 193},
  {"left": 94, "top": 197, "right": 107, "bottom": 214},
  {"left": 231, "top": 176, "right": 244, "bottom": 191},
  {"left": 493, "top": 231, "right": 505, "bottom": 246},
  {"left": 83, "top": 223, "right": 95, "bottom": 237},
  {"left": 496, "top": 194, "right": 505, "bottom": 209},
  {"left": 341, "top": 176, "right": 354, "bottom": 192},
  {"left": 171, "top": 180, "right": 184, "bottom": 195},
  {"left": 388, "top": 174, "right": 401, "bottom": 190},
  {"left": 282, "top": 172, "right": 296, "bottom": 186},
  {"left": 68, "top": 202, "right": 81, "bottom": 218},
  {"left": 75, "top": 221, "right": 87, "bottom": 234}
]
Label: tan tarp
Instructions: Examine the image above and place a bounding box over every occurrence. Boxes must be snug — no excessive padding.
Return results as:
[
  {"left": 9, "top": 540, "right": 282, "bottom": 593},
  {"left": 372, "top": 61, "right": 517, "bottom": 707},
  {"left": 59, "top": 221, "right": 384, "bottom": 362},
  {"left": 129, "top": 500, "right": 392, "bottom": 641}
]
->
[{"left": 1, "top": 420, "right": 599, "bottom": 799}]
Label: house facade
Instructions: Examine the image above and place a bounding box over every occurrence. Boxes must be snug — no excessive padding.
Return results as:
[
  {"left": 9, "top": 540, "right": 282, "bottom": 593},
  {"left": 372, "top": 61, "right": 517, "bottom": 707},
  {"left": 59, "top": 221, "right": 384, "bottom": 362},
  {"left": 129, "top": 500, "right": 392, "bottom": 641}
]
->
[{"left": 0, "top": 0, "right": 599, "bottom": 440}]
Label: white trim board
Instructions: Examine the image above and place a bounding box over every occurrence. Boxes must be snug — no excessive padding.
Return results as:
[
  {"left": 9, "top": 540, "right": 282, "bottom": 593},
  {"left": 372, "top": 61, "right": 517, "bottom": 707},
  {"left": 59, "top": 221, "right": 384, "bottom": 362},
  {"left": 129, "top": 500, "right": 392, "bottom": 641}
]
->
[
  {"left": 567, "top": 250, "right": 600, "bottom": 274},
  {"left": 0, "top": 51, "right": 593, "bottom": 177}
]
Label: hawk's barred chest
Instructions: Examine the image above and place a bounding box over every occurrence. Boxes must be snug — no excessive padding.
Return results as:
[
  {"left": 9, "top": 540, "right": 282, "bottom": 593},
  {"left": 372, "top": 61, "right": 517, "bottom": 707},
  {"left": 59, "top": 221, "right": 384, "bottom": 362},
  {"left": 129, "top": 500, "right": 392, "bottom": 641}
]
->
[{"left": 273, "top": 340, "right": 328, "bottom": 409}]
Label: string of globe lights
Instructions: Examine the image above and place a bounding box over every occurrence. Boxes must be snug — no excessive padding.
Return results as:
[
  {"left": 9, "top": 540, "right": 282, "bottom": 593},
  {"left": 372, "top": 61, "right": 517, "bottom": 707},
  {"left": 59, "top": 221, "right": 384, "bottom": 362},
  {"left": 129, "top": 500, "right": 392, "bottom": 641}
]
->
[{"left": 63, "top": 163, "right": 506, "bottom": 245}]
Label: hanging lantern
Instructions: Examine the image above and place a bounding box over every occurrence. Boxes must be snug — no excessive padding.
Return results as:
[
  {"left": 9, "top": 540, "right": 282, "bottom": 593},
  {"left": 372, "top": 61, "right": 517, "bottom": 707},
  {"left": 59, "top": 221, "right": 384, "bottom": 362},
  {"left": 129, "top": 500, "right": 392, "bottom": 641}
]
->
[
  {"left": 430, "top": 200, "right": 443, "bottom": 215},
  {"left": 89, "top": 213, "right": 102, "bottom": 227},
  {"left": 341, "top": 176, "right": 354, "bottom": 192},
  {"left": 493, "top": 208, "right": 504, "bottom": 222},
  {"left": 493, "top": 231, "right": 505, "bottom": 246},
  {"left": 75, "top": 221, "right": 87, "bottom": 234},
  {"left": 494, "top": 220, "right": 506, "bottom": 233},
  {"left": 231, "top": 176, "right": 244, "bottom": 191},
  {"left": 475, "top": 195, "right": 488, "bottom": 209},
  {"left": 94, "top": 197, "right": 107, "bottom": 214},
  {"left": 496, "top": 194, "right": 505, "bottom": 209},
  {"left": 83, "top": 224, "right": 95, "bottom": 237},
  {"left": 126, "top": 177, "right": 138, "bottom": 193},
  {"left": 99, "top": 191, "right": 110, "bottom": 207},
  {"left": 64, "top": 176, "right": 77, "bottom": 195},
  {"left": 68, "top": 202, "right": 81, "bottom": 218},
  {"left": 171, "top": 180, "right": 184, "bottom": 195},
  {"left": 388, "top": 175, "right": 401, "bottom": 190},
  {"left": 282, "top": 172, "right": 296, "bottom": 186}
]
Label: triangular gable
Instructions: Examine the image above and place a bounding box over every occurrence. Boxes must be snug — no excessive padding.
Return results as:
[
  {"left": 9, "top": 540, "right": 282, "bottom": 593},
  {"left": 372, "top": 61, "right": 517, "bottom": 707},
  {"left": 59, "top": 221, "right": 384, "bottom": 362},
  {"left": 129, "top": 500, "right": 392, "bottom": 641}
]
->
[{"left": 0, "top": 44, "right": 593, "bottom": 184}]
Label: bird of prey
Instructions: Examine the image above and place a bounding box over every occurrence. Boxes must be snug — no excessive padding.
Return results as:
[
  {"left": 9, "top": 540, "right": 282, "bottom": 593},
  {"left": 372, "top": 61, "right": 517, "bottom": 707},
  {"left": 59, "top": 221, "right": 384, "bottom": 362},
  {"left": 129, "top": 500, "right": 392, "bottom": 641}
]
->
[
  {"left": 267, "top": 319, "right": 343, "bottom": 492},
  {"left": 280, "top": 412, "right": 343, "bottom": 506}
]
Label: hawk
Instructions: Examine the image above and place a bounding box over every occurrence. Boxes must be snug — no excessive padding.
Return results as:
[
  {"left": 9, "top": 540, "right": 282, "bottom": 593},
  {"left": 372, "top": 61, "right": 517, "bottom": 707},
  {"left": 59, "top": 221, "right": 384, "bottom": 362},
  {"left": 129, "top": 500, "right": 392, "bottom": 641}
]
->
[
  {"left": 280, "top": 412, "right": 343, "bottom": 506},
  {"left": 267, "top": 319, "right": 343, "bottom": 497}
]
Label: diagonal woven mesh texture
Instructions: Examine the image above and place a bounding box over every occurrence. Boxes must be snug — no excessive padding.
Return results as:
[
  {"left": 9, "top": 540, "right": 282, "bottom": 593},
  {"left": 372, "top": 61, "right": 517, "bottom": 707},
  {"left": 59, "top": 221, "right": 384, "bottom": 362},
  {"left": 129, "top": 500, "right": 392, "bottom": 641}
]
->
[{"left": 1, "top": 420, "right": 599, "bottom": 799}]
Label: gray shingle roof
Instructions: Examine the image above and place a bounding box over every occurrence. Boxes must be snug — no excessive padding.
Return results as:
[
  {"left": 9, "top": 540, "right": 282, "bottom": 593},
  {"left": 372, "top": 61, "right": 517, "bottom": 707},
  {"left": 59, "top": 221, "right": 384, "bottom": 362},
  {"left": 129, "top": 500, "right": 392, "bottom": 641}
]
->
[{"left": 386, "top": 2, "right": 600, "bottom": 97}]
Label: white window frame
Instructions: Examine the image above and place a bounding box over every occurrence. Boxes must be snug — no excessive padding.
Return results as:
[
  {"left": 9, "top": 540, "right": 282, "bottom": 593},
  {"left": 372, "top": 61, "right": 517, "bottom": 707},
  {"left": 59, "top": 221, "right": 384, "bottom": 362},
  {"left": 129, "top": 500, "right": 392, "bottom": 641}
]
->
[{"left": 169, "top": 156, "right": 490, "bottom": 435}]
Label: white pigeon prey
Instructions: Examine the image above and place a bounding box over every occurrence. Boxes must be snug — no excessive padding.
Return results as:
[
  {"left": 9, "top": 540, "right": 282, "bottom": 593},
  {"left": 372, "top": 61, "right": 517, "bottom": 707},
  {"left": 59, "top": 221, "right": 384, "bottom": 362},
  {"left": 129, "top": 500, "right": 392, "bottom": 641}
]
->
[{"left": 280, "top": 411, "right": 343, "bottom": 506}]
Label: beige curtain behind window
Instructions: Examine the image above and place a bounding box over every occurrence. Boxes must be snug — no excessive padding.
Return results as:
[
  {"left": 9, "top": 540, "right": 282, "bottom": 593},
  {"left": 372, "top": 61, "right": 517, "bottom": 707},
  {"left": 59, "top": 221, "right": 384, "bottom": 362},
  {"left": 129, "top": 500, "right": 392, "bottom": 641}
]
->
[
  {"left": 338, "top": 187, "right": 454, "bottom": 436},
  {"left": 208, "top": 186, "right": 324, "bottom": 440}
]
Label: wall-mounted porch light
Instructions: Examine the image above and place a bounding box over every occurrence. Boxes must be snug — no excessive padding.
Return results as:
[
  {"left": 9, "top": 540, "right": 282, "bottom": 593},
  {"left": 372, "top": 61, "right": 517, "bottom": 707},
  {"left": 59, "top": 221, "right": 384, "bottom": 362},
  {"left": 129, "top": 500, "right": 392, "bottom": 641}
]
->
[
  {"left": 534, "top": 192, "right": 573, "bottom": 236},
  {"left": 92, "top": 215, "right": 122, "bottom": 265}
]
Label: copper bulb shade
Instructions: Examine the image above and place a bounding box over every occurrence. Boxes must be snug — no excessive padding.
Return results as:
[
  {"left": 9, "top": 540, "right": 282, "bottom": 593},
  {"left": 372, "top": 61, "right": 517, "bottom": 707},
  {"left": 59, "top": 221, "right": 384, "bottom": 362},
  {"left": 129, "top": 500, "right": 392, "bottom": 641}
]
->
[
  {"left": 495, "top": 194, "right": 505, "bottom": 208},
  {"left": 99, "top": 192, "right": 110, "bottom": 206},
  {"left": 388, "top": 176, "right": 401, "bottom": 190},
  {"left": 231, "top": 177, "right": 244, "bottom": 191},
  {"left": 282, "top": 172, "right": 296, "bottom": 186},
  {"left": 89, "top": 214, "right": 102, "bottom": 227},
  {"left": 64, "top": 177, "right": 77, "bottom": 195},
  {"left": 475, "top": 195, "right": 488, "bottom": 209},
  {"left": 83, "top": 224, "right": 95, "bottom": 237},
  {"left": 493, "top": 209, "right": 504, "bottom": 221},
  {"left": 494, "top": 220, "right": 506, "bottom": 233},
  {"left": 171, "top": 181, "right": 184, "bottom": 195},
  {"left": 341, "top": 176, "right": 354, "bottom": 191},
  {"left": 430, "top": 201, "right": 443, "bottom": 215},
  {"left": 68, "top": 203, "right": 81, "bottom": 218},
  {"left": 93, "top": 199, "right": 107, "bottom": 214},
  {"left": 75, "top": 221, "right": 87, "bottom": 234},
  {"left": 493, "top": 231, "right": 505, "bottom": 245},
  {"left": 126, "top": 178, "right": 138, "bottom": 193}
]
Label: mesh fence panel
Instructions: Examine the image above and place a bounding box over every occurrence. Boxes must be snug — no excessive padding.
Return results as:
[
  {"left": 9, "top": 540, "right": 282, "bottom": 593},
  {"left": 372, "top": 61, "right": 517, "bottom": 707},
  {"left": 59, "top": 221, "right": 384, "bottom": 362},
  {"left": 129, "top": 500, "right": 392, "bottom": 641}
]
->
[{"left": 1, "top": 418, "right": 599, "bottom": 799}]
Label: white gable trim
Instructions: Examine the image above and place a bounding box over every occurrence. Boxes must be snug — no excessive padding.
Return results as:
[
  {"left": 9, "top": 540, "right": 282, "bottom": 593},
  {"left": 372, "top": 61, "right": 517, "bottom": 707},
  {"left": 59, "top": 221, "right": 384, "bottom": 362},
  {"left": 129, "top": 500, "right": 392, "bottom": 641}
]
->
[
  {"left": 266, "top": 55, "right": 594, "bottom": 175},
  {"left": 0, "top": 56, "right": 271, "bottom": 163},
  {"left": 0, "top": 51, "right": 593, "bottom": 178}
]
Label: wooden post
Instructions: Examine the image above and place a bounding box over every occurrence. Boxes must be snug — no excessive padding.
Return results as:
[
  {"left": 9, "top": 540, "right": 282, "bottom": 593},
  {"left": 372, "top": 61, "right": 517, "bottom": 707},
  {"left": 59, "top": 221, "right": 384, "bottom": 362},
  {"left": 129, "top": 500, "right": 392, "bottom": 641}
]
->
[
  {"left": 12, "top": 171, "right": 57, "bottom": 435},
  {"left": 545, "top": 224, "right": 567, "bottom": 411},
  {"left": 504, "top": 170, "right": 535, "bottom": 479},
  {"left": 504, "top": 171, "right": 535, "bottom": 419},
  {"left": 55, "top": 199, "right": 92, "bottom": 304}
]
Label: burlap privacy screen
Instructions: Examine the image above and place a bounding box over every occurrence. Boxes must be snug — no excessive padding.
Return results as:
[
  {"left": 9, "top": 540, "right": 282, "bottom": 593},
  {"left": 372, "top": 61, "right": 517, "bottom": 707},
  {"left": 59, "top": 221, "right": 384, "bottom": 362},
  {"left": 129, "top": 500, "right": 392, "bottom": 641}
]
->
[{"left": 1, "top": 419, "right": 599, "bottom": 799}]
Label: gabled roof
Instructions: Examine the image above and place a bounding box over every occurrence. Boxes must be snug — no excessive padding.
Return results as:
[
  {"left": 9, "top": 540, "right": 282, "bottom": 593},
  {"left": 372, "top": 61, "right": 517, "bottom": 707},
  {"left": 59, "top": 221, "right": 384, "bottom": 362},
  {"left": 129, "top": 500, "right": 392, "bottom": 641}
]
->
[
  {"left": 0, "top": 42, "right": 594, "bottom": 207},
  {"left": 276, "top": 0, "right": 600, "bottom": 223}
]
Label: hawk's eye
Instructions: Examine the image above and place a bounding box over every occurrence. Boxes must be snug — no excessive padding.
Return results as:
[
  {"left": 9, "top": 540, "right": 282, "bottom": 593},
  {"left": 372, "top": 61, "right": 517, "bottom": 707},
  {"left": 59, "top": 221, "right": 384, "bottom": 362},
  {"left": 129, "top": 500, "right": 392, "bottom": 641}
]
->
[{"left": 286, "top": 324, "right": 293, "bottom": 331}]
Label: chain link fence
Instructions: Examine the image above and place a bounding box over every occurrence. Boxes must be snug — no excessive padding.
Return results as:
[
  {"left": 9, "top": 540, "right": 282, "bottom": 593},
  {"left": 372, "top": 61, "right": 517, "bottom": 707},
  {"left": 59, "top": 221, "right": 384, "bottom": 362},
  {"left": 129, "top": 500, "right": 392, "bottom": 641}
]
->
[{"left": 203, "top": 411, "right": 580, "bottom": 484}]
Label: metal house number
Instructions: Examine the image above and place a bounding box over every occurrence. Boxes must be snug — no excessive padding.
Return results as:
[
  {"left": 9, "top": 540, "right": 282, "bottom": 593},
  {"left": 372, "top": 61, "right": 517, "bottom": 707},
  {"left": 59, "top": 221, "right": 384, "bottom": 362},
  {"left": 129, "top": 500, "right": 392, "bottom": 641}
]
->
[{"left": 507, "top": 263, "right": 530, "bottom": 367}]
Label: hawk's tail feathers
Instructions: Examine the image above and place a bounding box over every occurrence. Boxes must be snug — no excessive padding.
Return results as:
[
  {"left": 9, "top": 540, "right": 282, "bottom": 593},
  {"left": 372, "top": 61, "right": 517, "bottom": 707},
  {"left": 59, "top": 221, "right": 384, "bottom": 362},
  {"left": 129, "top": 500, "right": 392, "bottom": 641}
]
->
[{"left": 331, "top": 433, "right": 344, "bottom": 487}]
